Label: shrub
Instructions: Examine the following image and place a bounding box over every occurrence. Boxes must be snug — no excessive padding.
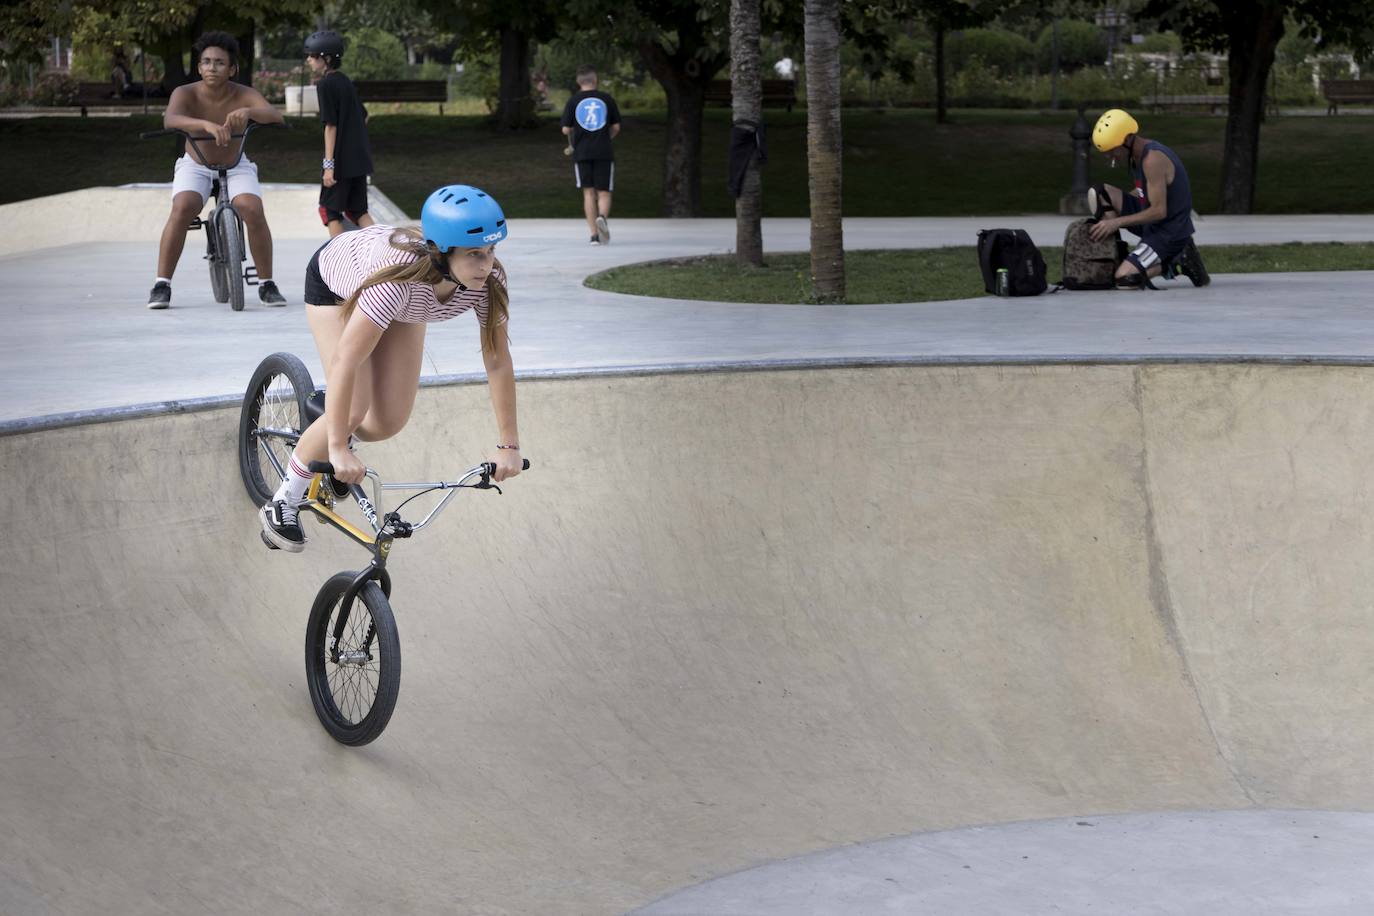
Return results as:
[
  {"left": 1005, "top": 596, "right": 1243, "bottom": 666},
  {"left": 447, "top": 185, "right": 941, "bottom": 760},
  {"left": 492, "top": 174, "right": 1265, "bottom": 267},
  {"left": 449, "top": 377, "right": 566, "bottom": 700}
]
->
[
  {"left": 1035, "top": 20, "right": 1108, "bottom": 73},
  {"left": 947, "top": 28, "right": 1035, "bottom": 76},
  {"left": 32, "top": 72, "right": 79, "bottom": 106},
  {"left": 343, "top": 27, "right": 408, "bottom": 80}
]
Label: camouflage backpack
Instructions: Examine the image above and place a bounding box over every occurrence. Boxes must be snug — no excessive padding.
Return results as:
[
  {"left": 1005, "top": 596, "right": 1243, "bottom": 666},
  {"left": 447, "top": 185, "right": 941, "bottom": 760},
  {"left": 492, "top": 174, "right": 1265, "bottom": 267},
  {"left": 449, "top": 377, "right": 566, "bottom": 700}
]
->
[{"left": 1058, "top": 218, "right": 1125, "bottom": 290}]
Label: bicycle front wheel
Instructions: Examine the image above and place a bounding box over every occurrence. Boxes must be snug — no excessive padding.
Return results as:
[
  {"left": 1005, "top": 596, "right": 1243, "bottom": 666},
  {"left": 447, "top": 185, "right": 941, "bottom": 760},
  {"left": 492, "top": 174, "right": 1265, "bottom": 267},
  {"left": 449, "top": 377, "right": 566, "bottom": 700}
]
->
[
  {"left": 219, "top": 208, "right": 246, "bottom": 312},
  {"left": 238, "top": 352, "right": 314, "bottom": 507},
  {"left": 305, "top": 572, "right": 401, "bottom": 746}
]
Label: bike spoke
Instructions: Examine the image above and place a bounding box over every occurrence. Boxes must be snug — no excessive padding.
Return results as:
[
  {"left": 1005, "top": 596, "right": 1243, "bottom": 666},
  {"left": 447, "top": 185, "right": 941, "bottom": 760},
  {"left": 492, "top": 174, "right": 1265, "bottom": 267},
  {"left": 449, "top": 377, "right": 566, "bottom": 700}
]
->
[{"left": 324, "top": 600, "right": 381, "bottom": 725}]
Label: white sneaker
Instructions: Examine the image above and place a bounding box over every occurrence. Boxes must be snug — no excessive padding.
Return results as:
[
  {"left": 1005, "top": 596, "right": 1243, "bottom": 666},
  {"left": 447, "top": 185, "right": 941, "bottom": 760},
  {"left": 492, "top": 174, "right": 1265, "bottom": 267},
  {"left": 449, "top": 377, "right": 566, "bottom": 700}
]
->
[{"left": 595, "top": 215, "right": 610, "bottom": 245}]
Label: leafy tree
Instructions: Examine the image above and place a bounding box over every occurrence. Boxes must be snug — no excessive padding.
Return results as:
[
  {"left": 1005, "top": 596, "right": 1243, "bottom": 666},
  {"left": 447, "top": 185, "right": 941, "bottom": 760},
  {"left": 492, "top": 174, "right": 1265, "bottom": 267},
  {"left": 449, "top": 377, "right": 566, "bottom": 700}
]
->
[
  {"left": 437, "top": 0, "right": 564, "bottom": 129},
  {"left": 1033, "top": 19, "right": 1106, "bottom": 72},
  {"left": 948, "top": 27, "right": 1035, "bottom": 75},
  {"left": 1142, "top": 0, "right": 1374, "bottom": 213},
  {"left": 343, "top": 27, "right": 408, "bottom": 80}
]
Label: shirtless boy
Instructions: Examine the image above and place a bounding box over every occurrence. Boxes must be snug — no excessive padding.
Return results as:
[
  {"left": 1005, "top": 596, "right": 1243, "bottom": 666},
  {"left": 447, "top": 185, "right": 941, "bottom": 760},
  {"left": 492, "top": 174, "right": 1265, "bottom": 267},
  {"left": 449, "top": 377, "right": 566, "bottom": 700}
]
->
[{"left": 147, "top": 31, "right": 286, "bottom": 309}]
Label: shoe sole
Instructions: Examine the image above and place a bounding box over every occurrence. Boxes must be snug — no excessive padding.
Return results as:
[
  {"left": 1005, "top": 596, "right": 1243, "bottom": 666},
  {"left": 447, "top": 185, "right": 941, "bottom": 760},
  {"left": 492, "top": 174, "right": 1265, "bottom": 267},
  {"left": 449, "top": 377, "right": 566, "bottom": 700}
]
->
[
  {"left": 147, "top": 301, "right": 169, "bottom": 310},
  {"left": 596, "top": 216, "right": 610, "bottom": 244},
  {"left": 258, "top": 505, "right": 305, "bottom": 553}
]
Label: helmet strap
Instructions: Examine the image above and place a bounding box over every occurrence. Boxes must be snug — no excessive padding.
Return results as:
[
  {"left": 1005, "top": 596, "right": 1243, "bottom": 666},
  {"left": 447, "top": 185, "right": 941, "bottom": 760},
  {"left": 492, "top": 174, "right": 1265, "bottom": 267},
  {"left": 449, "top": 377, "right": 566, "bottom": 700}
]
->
[{"left": 429, "top": 251, "right": 468, "bottom": 291}]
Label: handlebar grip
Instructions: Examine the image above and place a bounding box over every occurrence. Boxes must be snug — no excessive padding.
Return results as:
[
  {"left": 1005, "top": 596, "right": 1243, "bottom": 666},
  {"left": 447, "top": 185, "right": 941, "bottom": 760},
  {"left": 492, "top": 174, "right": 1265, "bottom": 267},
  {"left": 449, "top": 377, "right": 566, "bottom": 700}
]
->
[
  {"left": 482, "top": 459, "right": 531, "bottom": 475},
  {"left": 307, "top": 461, "right": 334, "bottom": 475}
]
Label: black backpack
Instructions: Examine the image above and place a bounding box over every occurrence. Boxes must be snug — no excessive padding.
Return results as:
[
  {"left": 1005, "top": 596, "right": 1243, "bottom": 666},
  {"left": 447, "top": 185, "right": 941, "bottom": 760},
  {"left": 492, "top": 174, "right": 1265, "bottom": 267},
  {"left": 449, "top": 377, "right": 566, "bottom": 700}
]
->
[{"left": 977, "top": 228, "right": 1048, "bottom": 297}]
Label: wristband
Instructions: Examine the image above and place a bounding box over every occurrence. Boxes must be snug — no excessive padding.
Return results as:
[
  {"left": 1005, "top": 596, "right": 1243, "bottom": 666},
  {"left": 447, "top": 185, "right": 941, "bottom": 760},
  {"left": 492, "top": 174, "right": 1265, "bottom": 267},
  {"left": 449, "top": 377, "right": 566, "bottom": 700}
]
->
[
  {"left": 496, "top": 444, "right": 520, "bottom": 450},
  {"left": 322, "top": 158, "right": 335, "bottom": 170}
]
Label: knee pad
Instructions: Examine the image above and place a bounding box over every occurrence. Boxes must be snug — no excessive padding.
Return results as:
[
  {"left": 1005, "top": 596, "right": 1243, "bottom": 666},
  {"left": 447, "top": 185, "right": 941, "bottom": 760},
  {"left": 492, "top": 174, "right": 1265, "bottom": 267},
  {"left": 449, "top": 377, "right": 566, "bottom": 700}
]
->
[{"left": 1088, "top": 183, "right": 1112, "bottom": 221}]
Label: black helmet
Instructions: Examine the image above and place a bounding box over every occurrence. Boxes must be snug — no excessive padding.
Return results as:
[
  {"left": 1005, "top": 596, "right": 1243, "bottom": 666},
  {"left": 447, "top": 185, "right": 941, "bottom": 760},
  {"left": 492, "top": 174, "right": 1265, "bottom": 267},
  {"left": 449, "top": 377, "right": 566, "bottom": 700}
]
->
[{"left": 304, "top": 30, "right": 345, "bottom": 58}]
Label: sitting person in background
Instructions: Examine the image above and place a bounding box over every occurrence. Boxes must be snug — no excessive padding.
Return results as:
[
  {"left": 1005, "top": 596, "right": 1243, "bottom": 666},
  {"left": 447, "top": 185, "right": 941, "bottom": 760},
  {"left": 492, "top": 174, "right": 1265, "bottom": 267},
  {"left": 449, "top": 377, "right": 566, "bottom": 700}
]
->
[{"left": 1087, "top": 108, "right": 1209, "bottom": 289}]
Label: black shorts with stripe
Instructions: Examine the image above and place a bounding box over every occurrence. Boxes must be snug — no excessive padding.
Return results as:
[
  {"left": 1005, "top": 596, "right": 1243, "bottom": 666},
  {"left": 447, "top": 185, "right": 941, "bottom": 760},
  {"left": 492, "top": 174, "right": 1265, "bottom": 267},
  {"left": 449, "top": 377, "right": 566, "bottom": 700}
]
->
[
  {"left": 574, "top": 159, "right": 615, "bottom": 192},
  {"left": 1118, "top": 193, "right": 1191, "bottom": 273}
]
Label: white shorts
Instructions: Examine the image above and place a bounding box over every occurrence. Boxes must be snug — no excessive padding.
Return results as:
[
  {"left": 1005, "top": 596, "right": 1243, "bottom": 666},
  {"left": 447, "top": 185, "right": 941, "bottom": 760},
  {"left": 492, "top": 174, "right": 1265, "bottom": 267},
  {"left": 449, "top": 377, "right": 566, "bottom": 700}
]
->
[{"left": 171, "top": 154, "right": 262, "bottom": 203}]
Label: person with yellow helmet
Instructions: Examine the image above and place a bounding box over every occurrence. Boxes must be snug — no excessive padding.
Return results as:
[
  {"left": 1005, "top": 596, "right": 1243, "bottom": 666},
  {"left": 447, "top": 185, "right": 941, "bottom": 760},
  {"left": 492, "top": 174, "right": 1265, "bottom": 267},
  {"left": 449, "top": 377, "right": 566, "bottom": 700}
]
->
[{"left": 1085, "top": 108, "right": 1209, "bottom": 289}]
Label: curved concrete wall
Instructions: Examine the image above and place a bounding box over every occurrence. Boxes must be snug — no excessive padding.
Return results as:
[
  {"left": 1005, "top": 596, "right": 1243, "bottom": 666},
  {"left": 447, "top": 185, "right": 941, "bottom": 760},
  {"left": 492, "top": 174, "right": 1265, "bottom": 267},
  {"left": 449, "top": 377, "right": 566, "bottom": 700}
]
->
[{"left": 1, "top": 364, "right": 1370, "bottom": 914}]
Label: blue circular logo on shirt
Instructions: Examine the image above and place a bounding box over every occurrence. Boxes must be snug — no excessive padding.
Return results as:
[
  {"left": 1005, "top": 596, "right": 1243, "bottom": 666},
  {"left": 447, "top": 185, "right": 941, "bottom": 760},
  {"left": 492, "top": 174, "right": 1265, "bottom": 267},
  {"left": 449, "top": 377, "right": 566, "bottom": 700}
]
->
[{"left": 575, "top": 98, "right": 608, "bottom": 131}]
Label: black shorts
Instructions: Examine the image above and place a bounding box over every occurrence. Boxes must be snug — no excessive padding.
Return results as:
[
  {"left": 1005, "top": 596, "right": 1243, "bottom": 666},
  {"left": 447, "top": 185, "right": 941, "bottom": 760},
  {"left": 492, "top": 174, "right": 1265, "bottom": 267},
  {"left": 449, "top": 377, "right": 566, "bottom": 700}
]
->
[
  {"left": 318, "top": 175, "right": 369, "bottom": 225},
  {"left": 304, "top": 242, "right": 345, "bottom": 305},
  {"left": 1118, "top": 193, "right": 1191, "bottom": 272},
  {"left": 574, "top": 159, "right": 615, "bottom": 192}
]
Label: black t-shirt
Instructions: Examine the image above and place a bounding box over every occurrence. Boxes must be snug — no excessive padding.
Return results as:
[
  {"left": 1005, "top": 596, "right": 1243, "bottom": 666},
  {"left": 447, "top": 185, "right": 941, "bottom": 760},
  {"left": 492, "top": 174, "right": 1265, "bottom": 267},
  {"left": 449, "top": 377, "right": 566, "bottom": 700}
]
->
[
  {"left": 560, "top": 89, "right": 621, "bottom": 162},
  {"left": 316, "top": 70, "right": 373, "bottom": 178}
]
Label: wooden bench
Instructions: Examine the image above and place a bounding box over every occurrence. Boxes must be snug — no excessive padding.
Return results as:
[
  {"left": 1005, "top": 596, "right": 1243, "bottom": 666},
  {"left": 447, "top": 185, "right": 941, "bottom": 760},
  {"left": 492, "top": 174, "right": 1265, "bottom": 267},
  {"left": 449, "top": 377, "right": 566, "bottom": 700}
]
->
[
  {"left": 353, "top": 79, "right": 448, "bottom": 115},
  {"left": 1140, "top": 93, "right": 1228, "bottom": 114},
  {"left": 77, "top": 81, "right": 160, "bottom": 116},
  {"left": 1322, "top": 79, "right": 1374, "bottom": 114},
  {"left": 704, "top": 79, "right": 797, "bottom": 112}
]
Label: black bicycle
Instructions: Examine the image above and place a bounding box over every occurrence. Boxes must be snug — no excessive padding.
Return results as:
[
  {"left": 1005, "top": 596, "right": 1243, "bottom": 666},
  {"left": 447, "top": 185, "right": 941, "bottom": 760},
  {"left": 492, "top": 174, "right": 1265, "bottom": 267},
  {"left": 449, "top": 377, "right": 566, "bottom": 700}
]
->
[
  {"left": 141, "top": 120, "right": 285, "bottom": 311},
  {"left": 237, "top": 352, "right": 529, "bottom": 745}
]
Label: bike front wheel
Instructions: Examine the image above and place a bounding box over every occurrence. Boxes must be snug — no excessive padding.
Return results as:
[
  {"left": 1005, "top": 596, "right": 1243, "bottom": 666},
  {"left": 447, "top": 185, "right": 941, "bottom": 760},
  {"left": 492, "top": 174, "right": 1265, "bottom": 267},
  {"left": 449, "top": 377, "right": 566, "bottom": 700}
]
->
[
  {"left": 238, "top": 352, "right": 314, "bottom": 507},
  {"left": 305, "top": 572, "right": 401, "bottom": 746},
  {"left": 219, "top": 208, "right": 246, "bottom": 311},
  {"left": 207, "top": 214, "right": 230, "bottom": 304}
]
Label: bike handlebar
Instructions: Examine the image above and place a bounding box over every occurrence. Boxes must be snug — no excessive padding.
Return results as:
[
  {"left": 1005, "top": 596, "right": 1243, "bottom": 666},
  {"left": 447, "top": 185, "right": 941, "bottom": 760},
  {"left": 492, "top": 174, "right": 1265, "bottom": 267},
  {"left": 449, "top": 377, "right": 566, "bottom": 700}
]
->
[
  {"left": 140, "top": 121, "right": 287, "bottom": 171},
  {"left": 307, "top": 458, "right": 531, "bottom": 478}
]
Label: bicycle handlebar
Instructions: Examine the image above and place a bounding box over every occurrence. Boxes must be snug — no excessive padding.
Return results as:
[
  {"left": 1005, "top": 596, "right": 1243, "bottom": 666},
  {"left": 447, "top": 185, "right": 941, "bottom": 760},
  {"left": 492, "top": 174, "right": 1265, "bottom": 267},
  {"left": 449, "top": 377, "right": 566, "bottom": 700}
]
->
[
  {"left": 307, "top": 459, "right": 531, "bottom": 478},
  {"left": 140, "top": 121, "right": 287, "bottom": 171}
]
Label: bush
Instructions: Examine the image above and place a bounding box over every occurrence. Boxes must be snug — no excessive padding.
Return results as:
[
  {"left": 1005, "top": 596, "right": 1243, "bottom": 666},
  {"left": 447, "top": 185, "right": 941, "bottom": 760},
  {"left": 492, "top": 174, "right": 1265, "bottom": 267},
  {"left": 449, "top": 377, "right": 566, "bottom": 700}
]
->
[
  {"left": 1133, "top": 32, "right": 1182, "bottom": 55},
  {"left": 1035, "top": 20, "right": 1108, "bottom": 73},
  {"left": 344, "top": 27, "right": 408, "bottom": 80},
  {"left": 947, "top": 28, "right": 1035, "bottom": 76},
  {"left": 31, "top": 72, "right": 79, "bottom": 106}
]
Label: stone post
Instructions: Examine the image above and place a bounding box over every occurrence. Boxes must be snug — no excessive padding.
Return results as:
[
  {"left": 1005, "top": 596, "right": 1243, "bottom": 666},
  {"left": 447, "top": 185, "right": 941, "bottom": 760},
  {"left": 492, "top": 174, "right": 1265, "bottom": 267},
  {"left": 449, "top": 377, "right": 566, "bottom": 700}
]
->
[{"left": 1059, "top": 108, "right": 1091, "bottom": 215}]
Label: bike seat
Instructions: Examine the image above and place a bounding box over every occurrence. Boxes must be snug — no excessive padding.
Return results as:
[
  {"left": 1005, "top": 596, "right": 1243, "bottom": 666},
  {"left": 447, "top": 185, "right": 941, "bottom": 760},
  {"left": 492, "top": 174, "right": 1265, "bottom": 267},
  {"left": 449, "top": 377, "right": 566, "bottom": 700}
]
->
[{"left": 304, "top": 390, "right": 326, "bottom": 426}]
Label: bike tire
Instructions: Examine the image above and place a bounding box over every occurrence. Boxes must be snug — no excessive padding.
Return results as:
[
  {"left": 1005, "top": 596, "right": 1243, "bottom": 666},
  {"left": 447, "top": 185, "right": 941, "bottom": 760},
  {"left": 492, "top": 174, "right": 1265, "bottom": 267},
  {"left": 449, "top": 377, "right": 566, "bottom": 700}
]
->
[
  {"left": 207, "top": 212, "right": 230, "bottom": 304},
  {"left": 305, "top": 572, "right": 401, "bottom": 746},
  {"left": 220, "top": 209, "right": 246, "bottom": 312},
  {"left": 238, "top": 352, "right": 315, "bottom": 507}
]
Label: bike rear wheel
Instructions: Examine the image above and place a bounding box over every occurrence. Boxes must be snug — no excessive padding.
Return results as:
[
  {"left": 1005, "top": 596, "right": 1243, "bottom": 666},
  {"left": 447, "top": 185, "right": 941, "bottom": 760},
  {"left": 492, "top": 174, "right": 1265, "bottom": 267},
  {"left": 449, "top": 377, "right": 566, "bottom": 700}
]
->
[
  {"left": 219, "top": 208, "right": 246, "bottom": 311},
  {"left": 305, "top": 572, "right": 401, "bottom": 746},
  {"left": 238, "top": 352, "right": 314, "bottom": 507}
]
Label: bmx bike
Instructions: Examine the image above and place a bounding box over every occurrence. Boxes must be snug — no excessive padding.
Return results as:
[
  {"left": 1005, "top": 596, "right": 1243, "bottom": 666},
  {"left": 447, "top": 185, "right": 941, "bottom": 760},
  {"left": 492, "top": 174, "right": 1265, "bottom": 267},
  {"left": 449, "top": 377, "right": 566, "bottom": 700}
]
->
[
  {"left": 141, "top": 120, "right": 286, "bottom": 312},
  {"left": 237, "top": 352, "right": 529, "bottom": 745}
]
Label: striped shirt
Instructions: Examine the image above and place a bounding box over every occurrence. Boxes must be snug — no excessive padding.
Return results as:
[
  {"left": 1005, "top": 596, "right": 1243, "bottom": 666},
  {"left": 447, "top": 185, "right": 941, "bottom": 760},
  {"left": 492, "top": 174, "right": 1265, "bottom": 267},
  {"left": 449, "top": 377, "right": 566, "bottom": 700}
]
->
[{"left": 317, "top": 224, "right": 504, "bottom": 331}]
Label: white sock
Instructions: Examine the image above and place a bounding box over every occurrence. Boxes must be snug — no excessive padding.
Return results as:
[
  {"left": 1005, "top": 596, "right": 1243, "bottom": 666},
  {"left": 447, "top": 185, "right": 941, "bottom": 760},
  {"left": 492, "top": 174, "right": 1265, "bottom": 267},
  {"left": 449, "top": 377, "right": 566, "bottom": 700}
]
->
[
  {"left": 156, "top": 277, "right": 171, "bottom": 285},
  {"left": 273, "top": 453, "right": 314, "bottom": 504},
  {"left": 259, "top": 277, "right": 273, "bottom": 283}
]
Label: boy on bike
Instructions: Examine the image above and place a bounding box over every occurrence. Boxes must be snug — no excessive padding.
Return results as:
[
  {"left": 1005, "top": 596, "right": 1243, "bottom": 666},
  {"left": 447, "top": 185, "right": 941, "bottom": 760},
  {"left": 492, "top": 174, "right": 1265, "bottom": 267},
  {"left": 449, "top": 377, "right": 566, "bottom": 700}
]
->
[
  {"left": 304, "top": 30, "right": 376, "bottom": 238},
  {"left": 148, "top": 31, "right": 286, "bottom": 309},
  {"left": 560, "top": 65, "right": 621, "bottom": 245}
]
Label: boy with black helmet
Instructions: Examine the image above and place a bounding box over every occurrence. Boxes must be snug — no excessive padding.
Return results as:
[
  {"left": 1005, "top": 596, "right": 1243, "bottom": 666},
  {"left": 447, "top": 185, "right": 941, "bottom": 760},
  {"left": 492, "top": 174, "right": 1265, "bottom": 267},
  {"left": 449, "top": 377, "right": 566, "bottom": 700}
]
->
[
  {"left": 305, "top": 30, "right": 376, "bottom": 237},
  {"left": 1086, "top": 108, "right": 1209, "bottom": 289}
]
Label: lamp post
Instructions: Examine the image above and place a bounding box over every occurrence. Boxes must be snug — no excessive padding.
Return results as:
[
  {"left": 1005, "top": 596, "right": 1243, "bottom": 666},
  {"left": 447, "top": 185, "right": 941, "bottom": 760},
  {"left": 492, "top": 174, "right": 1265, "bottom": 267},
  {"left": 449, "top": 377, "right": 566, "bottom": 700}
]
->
[
  {"left": 1095, "top": 7, "right": 1129, "bottom": 74},
  {"left": 1059, "top": 108, "right": 1092, "bottom": 215}
]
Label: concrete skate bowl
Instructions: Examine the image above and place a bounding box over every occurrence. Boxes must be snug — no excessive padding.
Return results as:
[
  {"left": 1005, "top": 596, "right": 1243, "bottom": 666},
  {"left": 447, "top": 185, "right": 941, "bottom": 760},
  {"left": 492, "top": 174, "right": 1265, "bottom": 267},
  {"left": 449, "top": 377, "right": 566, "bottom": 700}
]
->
[{"left": 3, "top": 363, "right": 1373, "bottom": 915}]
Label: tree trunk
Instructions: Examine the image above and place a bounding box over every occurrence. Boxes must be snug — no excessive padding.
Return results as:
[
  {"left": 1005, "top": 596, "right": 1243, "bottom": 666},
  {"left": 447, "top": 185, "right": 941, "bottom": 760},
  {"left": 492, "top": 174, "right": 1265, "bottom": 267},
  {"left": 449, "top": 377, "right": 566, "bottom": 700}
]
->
[
  {"left": 235, "top": 20, "right": 255, "bottom": 87},
  {"left": 804, "top": 0, "right": 845, "bottom": 302},
  {"left": 495, "top": 26, "right": 535, "bottom": 130},
  {"left": 935, "top": 23, "right": 947, "bottom": 124},
  {"left": 731, "top": 0, "right": 764, "bottom": 266},
  {"left": 1219, "top": 7, "right": 1284, "bottom": 213},
  {"left": 639, "top": 41, "right": 724, "bottom": 218}
]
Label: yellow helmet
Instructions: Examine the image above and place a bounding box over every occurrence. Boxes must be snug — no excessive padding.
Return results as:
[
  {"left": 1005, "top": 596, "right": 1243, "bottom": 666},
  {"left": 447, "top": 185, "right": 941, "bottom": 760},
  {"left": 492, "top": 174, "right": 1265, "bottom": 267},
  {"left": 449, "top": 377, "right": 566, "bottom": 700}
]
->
[{"left": 1093, "top": 108, "right": 1139, "bottom": 152}]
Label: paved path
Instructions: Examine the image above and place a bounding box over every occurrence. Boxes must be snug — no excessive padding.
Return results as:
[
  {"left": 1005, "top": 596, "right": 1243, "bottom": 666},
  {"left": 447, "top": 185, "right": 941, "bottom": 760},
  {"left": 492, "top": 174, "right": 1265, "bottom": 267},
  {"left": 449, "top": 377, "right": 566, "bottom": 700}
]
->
[{"left": 3, "top": 207, "right": 1374, "bottom": 427}]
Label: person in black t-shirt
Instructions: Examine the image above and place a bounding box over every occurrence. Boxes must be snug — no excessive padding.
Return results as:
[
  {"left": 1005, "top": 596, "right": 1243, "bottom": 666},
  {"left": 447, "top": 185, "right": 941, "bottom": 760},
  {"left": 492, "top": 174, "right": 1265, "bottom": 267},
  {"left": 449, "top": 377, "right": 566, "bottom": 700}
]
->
[
  {"left": 305, "top": 30, "right": 375, "bottom": 237},
  {"left": 560, "top": 65, "right": 621, "bottom": 245}
]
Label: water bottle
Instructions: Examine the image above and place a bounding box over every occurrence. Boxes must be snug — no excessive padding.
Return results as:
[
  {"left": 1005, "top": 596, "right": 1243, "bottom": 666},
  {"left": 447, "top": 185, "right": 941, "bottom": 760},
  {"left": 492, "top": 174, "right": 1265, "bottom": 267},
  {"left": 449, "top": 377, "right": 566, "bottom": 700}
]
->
[{"left": 995, "top": 268, "right": 1009, "bottom": 297}]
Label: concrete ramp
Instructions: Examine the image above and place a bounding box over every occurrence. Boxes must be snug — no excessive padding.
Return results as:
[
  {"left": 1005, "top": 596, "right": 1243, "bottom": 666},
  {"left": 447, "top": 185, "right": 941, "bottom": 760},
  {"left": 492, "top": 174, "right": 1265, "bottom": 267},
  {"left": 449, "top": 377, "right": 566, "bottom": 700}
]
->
[{"left": 2, "top": 364, "right": 1372, "bottom": 914}]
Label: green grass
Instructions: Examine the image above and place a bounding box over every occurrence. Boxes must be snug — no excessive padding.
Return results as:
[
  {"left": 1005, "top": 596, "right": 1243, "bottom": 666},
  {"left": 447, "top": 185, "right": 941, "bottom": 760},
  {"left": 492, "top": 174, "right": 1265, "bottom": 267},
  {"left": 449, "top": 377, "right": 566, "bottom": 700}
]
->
[
  {"left": 584, "top": 242, "right": 1374, "bottom": 305},
  {"left": 3, "top": 109, "right": 1373, "bottom": 216}
]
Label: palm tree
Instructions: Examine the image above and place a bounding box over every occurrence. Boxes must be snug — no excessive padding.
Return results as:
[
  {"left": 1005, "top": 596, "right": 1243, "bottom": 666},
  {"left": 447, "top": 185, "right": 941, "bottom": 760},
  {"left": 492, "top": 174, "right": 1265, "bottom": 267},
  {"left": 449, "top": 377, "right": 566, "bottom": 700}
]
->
[
  {"left": 804, "top": 0, "right": 844, "bottom": 302},
  {"left": 730, "top": 0, "right": 764, "bottom": 266}
]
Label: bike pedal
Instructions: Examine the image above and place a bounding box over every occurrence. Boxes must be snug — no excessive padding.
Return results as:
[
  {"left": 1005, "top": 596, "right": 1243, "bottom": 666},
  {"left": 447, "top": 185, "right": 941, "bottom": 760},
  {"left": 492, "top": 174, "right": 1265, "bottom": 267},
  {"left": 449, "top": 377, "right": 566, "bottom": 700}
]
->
[{"left": 244, "top": 266, "right": 260, "bottom": 286}]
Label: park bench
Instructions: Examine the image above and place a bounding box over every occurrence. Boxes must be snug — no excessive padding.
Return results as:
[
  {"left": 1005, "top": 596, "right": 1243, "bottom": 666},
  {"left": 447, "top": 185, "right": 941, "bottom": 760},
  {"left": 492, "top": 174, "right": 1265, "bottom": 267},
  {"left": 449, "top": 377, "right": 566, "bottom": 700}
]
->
[
  {"left": 1321, "top": 79, "right": 1374, "bottom": 115},
  {"left": 77, "top": 81, "right": 161, "bottom": 116},
  {"left": 1140, "top": 93, "right": 1229, "bottom": 114},
  {"left": 353, "top": 79, "right": 449, "bottom": 115},
  {"left": 704, "top": 79, "right": 797, "bottom": 112}
]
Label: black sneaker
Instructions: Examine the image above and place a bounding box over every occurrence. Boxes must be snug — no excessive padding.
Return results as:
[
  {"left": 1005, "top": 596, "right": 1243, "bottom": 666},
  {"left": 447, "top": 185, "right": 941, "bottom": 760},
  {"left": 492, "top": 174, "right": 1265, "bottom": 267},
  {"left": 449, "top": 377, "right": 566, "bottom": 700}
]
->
[
  {"left": 259, "top": 499, "right": 305, "bottom": 552},
  {"left": 259, "top": 280, "right": 287, "bottom": 305},
  {"left": 147, "top": 281, "right": 171, "bottom": 310},
  {"left": 595, "top": 215, "right": 610, "bottom": 245},
  {"left": 1176, "top": 239, "right": 1210, "bottom": 287},
  {"left": 589, "top": 235, "right": 601, "bottom": 246}
]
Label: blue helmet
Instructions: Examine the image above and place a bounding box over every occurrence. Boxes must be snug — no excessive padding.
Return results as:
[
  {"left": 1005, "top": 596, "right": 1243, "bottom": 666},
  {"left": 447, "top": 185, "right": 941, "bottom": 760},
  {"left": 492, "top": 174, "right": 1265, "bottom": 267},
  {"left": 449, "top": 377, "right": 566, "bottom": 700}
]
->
[{"left": 421, "top": 185, "right": 507, "bottom": 250}]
